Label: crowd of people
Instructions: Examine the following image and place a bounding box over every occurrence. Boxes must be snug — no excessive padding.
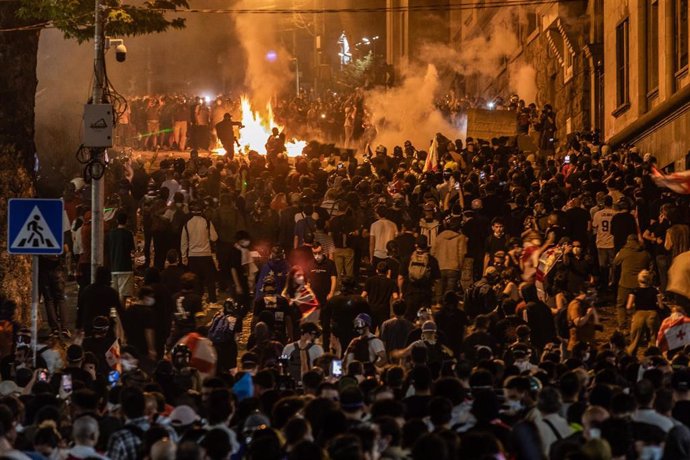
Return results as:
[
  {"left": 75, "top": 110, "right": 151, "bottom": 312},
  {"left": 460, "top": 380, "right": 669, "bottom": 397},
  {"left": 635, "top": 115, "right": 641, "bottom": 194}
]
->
[
  {"left": 4, "top": 93, "right": 690, "bottom": 460},
  {"left": 119, "top": 91, "right": 363, "bottom": 154}
]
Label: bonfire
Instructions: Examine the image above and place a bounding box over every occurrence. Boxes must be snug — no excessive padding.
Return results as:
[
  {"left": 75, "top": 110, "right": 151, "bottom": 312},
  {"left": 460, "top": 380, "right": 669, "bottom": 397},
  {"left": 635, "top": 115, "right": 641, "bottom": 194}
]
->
[{"left": 213, "top": 96, "right": 307, "bottom": 158}]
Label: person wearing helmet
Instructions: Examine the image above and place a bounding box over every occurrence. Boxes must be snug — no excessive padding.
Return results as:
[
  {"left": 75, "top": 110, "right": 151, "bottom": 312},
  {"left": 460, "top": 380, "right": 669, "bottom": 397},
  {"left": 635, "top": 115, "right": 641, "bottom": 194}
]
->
[
  {"left": 171, "top": 343, "right": 201, "bottom": 395},
  {"left": 344, "top": 314, "right": 386, "bottom": 368},
  {"left": 252, "top": 275, "right": 294, "bottom": 343},
  {"left": 393, "top": 320, "right": 452, "bottom": 375},
  {"left": 208, "top": 298, "right": 242, "bottom": 374}
]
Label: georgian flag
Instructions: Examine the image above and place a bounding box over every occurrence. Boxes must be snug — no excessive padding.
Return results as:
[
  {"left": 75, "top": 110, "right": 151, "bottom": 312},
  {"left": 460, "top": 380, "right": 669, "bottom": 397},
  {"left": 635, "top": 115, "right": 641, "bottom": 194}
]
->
[
  {"left": 105, "top": 339, "right": 121, "bottom": 372},
  {"left": 423, "top": 136, "right": 438, "bottom": 172},
  {"left": 657, "top": 313, "right": 690, "bottom": 351},
  {"left": 651, "top": 167, "right": 690, "bottom": 194}
]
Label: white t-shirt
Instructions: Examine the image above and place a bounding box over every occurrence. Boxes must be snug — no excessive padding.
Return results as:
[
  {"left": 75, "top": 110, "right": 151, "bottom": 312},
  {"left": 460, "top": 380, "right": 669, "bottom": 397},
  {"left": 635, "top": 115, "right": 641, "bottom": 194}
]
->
[
  {"left": 592, "top": 208, "right": 617, "bottom": 249},
  {"left": 370, "top": 218, "right": 398, "bottom": 259},
  {"left": 346, "top": 332, "right": 386, "bottom": 363},
  {"left": 282, "top": 341, "right": 324, "bottom": 368}
]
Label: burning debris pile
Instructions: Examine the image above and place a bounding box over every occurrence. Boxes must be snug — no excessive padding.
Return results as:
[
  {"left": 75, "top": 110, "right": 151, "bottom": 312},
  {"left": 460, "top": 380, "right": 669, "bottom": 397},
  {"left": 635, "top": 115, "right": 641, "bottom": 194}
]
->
[{"left": 212, "top": 96, "right": 307, "bottom": 158}]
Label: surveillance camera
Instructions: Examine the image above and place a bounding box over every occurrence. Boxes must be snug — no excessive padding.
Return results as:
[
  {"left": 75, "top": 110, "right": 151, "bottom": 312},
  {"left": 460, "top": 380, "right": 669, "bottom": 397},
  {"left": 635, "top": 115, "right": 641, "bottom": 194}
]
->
[{"left": 115, "top": 44, "right": 127, "bottom": 62}]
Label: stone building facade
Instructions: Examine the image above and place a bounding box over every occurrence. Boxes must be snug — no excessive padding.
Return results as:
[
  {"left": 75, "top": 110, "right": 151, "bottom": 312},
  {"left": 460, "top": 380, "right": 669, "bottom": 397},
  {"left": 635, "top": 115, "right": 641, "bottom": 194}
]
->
[{"left": 604, "top": 0, "right": 690, "bottom": 170}]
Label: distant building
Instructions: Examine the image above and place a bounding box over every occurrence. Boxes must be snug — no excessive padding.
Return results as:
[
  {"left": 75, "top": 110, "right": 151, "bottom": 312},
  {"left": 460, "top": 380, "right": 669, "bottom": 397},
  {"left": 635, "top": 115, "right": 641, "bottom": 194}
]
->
[
  {"left": 386, "top": 0, "right": 451, "bottom": 68},
  {"left": 604, "top": 0, "right": 690, "bottom": 170},
  {"left": 454, "top": 1, "right": 598, "bottom": 141}
]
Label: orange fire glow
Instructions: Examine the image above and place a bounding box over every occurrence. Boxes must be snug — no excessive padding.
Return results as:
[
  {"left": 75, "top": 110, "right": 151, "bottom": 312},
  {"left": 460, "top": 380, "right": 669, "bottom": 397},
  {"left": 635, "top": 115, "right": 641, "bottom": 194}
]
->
[{"left": 213, "top": 96, "right": 307, "bottom": 158}]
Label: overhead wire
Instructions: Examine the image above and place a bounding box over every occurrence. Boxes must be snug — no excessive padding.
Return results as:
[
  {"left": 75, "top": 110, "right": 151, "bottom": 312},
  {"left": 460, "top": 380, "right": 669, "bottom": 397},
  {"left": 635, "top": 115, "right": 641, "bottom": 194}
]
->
[{"left": 164, "top": 0, "right": 582, "bottom": 15}]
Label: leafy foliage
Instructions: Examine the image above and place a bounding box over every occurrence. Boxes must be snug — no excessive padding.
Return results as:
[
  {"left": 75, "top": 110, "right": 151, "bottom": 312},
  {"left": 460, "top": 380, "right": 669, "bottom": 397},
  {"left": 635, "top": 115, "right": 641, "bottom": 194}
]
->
[
  {"left": 17, "top": 0, "right": 188, "bottom": 42},
  {"left": 338, "top": 51, "right": 375, "bottom": 89}
]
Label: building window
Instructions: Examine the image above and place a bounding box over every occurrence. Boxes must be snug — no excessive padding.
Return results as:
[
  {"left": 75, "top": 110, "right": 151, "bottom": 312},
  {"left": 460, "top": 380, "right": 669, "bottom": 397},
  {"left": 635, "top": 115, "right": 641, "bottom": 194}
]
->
[
  {"left": 675, "top": 0, "right": 689, "bottom": 73},
  {"left": 647, "top": 0, "right": 659, "bottom": 93},
  {"left": 616, "top": 19, "right": 630, "bottom": 107},
  {"left": 564, "top": 48, "right": 574, "bottom": 82}
]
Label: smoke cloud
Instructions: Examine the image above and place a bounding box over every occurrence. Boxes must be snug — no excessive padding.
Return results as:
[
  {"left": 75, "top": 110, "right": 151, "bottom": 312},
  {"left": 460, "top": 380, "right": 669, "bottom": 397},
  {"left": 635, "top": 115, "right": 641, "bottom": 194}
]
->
[
  {"left": 34, "top": 1, "right": 246, "bottom": 168},
  {"left": 420, "top": 27, "right": 519, "bottom": 80},
  {"left": 366, "top": 64, "right": 461, "bottom": 150},
  {"left": 234, "top": 0, "right": 294, "bottom": 109},
  {"left": 509, "top": 64, "right": 537, "bottom": 105}
]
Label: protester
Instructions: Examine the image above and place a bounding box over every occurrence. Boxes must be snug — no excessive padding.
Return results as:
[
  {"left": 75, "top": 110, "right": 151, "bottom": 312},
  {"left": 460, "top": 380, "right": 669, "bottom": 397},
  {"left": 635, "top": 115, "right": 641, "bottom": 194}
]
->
[{"left": 9, "top": 90, "right": 690, "bottom": 460}]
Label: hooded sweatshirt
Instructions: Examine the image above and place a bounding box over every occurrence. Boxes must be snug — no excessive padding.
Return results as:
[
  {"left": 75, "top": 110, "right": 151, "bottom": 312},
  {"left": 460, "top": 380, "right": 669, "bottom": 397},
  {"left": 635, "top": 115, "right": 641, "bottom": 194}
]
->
[
  {"left": 613, "top": 238, "right": 652, "bottom": 288},
  {"left": 431, "top": 229, "right": 467, "bottom": 271}
]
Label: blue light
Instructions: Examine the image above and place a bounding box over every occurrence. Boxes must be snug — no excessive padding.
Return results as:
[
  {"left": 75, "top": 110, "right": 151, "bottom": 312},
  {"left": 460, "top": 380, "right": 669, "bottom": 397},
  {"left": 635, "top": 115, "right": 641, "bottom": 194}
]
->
[{"left": 266, "top": 50, "right": 278, "bottom": 62}]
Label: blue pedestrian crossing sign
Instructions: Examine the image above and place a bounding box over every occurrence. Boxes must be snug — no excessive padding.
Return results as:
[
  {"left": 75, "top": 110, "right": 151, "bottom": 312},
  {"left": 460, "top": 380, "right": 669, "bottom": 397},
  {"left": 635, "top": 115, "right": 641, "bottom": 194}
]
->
[{"left": 7, "top": 199, "right": 64, "bottom": 255}]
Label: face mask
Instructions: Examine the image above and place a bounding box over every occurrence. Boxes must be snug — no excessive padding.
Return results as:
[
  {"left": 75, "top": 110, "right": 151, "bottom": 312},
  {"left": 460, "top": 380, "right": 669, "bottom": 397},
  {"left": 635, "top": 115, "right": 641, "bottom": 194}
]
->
[
  {"left": 142, "top": 297, "right": 155, "bottom": 307},
  {"left": 640, "top": 446, "right": 663, "bottom": 460},
  {"left": 122, "top": 358, "right": 137, "bottom": 372},
  {"left": 505, "top": 399, "right": 524, "bottom": 412},
  {"left": 515, "top": 360, "right": 532, "bottom": 373}
]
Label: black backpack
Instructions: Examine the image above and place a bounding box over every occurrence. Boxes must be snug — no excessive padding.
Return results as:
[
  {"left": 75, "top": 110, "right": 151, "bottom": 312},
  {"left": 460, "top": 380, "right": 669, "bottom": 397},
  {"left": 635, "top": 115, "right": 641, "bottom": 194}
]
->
[
  {"left": 287, "top": 342, "right": 314, "bottom": 379},
  {"left": 351, "top": 336, "right": 376, "bottom": 363}
]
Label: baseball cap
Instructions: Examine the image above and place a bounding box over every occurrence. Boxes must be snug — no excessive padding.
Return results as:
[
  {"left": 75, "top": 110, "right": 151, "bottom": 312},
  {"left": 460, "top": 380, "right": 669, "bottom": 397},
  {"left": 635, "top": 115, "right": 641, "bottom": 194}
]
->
[
  {"left": 340, "top": 387, "right": 365, "bottom": 411},
  {"left": 67, "top": 344, "right": 84, "bottom": 363},
  {"left": 672, "top": 369, "right": 690, "bottom": 392},
  {"left": 422, "top": 321, "right": 437, "bottom": 333},
  {"left": 241, "top": 352, "right": 258, "bottom": 367},
  {"left": 0, "top": 381, "right": 21, "bottom": 397},
  {"left": 169, "top": 405, "right": 200, "bottom": 427}
]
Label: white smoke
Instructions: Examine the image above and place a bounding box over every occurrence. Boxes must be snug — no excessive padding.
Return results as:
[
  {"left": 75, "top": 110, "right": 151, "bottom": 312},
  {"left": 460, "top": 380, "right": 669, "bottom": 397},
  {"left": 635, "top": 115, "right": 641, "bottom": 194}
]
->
[
  {"left": 233, "top": 0, "right": 294, "bottom": 109},
  {"left": 366, "top": 64, "right": 461, "bottom": 150},
  {"left": 509, "top": 64, "right": 537, "bottom": 105}
]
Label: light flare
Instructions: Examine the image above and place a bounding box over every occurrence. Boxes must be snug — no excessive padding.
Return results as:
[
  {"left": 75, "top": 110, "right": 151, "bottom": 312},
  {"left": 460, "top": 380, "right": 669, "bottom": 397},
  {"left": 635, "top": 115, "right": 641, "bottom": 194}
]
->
[{"left": 212, "top": 96, "right": 307, "bottom": 158}]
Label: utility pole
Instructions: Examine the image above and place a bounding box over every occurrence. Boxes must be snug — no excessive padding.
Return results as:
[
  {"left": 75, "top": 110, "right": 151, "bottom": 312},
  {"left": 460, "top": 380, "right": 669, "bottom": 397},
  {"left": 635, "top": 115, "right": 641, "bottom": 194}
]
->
[{"left": 90, "top": 0, "right": 106, "bottom": 283}]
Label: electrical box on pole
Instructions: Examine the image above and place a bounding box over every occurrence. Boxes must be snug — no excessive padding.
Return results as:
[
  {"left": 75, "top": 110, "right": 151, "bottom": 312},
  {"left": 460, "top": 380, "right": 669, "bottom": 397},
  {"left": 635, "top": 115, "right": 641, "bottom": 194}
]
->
[{"left": 83, "top": 104, "right": 114, "bottom": 147}]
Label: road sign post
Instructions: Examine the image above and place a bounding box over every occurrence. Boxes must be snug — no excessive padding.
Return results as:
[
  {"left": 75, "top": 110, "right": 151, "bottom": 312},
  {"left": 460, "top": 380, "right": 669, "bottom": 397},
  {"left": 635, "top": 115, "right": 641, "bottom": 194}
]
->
[{"left": 7, "top": 199, "right": 64, "bottom": 366}]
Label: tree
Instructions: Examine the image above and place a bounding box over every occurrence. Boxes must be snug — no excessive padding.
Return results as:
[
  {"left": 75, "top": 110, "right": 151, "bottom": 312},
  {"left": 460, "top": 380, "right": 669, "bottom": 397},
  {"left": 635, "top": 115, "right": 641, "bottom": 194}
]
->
[{"left": 0, "top": 0, "right": 187, "bottom": 322}]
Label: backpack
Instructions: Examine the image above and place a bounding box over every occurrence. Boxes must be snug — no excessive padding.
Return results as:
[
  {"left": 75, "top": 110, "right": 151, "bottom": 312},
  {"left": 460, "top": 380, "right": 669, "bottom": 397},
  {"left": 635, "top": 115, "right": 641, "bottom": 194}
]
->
[
  {"left": 208, "top": 312, "right": 237, "bottom": 343},
  {"left": 464, "top": 281, "right": 494, "bottom": 318},
  {"left": 408, "top": 251, "right": 431, "bottom": 282},
  {"left": 351, "top": 336, "right": 376, "bottom": 363},
  {"left": 287, "top": 342, "right": 314, "bottom": 379}
]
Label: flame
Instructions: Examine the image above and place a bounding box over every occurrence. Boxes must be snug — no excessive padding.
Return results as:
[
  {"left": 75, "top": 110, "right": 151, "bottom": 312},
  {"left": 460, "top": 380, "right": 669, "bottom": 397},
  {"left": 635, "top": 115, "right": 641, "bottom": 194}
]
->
[{"left": 212, "top": 96, "right": 307, "bottom": 158}]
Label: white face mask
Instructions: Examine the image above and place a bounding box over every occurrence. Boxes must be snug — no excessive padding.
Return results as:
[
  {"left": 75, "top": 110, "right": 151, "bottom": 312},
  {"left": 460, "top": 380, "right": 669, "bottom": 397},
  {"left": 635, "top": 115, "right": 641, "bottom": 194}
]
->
[
  {"left": 121, "top": 358, "right": 137, "bottom": 372},
  {"left": 505, "top": 399, "right": 524, "bottom": 412},
  {"left": 640, "top": 446, "right": 663, "bottom": 460},
  {"left": 142, "top": 297, "right": 155, "bottom": 307}
]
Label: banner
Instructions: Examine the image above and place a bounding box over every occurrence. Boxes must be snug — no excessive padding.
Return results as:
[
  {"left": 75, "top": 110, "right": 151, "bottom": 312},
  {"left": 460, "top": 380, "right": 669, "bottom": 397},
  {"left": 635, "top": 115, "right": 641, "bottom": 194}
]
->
[
  {"left": 105, "top": 339, "right": 121, "bottom": 373},
  {"left": 657, "top": 313, "right": 690, "bottom": 351},
  {"left": 651, "top": 166, "right": 690, "bottom": 194}
]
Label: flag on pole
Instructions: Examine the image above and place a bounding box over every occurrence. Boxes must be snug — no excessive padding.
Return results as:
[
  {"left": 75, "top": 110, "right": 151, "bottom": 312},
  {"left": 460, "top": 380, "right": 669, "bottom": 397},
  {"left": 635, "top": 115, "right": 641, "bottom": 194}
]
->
[
  {"left": 423, "top": 136, "right": 439, "bottom": 172},
  {"left": 657, "top": 312, "right": 690, "bottom": 351},
  {"left": 651, "top": 167, "right": 690, "bottom": 194},
  {"left": 105, "top": 339, "right": 121, "bottom": 373}
]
